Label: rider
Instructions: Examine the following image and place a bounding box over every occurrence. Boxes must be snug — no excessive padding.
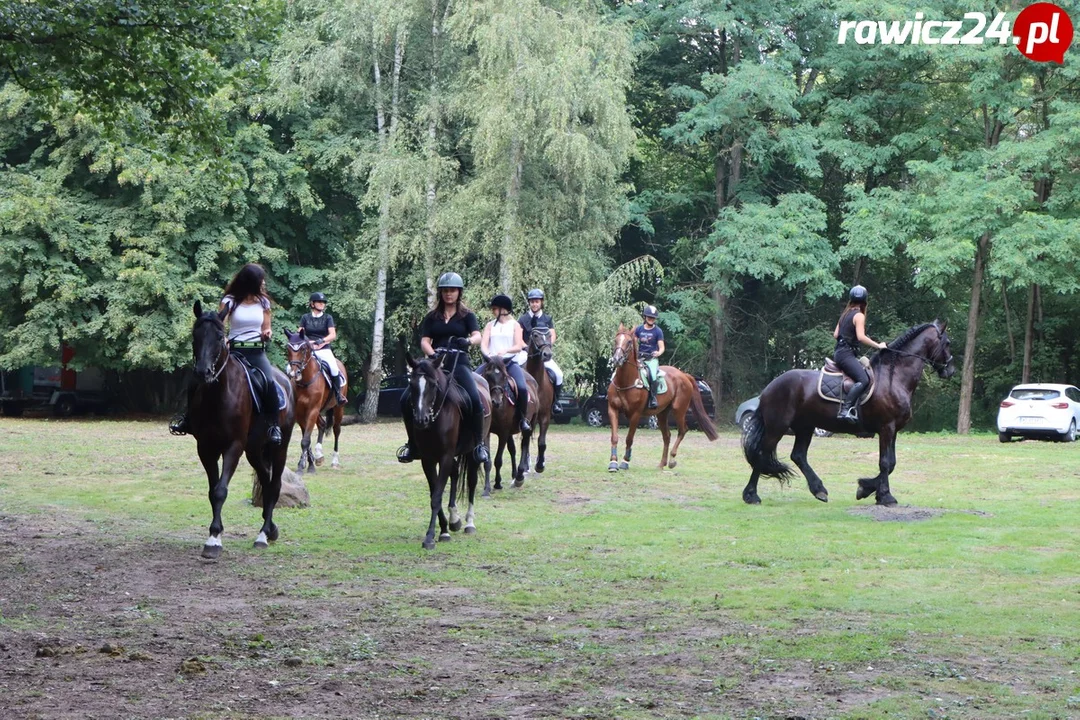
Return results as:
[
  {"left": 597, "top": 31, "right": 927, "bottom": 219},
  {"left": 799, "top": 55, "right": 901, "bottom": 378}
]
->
[
  {"left": 634, "top": 305, "right": 665, "bottom": 409},
  {"left": 479, "top": 294, "right": 531, "bottom": 433},
  {"left": 517, "top": 288, "right": 563, "bottom": 414},
  {"left": 169, "top": 263, "right": 282, "bottom": 445},
  {"left": 397, "top": 272, "right": 490, "bottom": 465},
  {"left": 299, "top": 292, "right": 348, "bottom": 405},
  {"left": 832, "top": 285, "right": 888, "bottom": 423}
]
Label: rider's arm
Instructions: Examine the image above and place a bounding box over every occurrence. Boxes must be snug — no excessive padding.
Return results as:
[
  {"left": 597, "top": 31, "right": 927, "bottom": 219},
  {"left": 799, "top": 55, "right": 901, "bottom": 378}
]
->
[
  {"left": 420, "top": 336, "right": 435, "bottom": 357},
  {"left": 468, "top": 330, "right": 482, "bottom": 347},
  {"left": 833, "top": 322, "right": 840, "bottom": 339},
  {"left": 480, "top": 324, "right": 493, "bottom": 356},
  {"left": 654, "top": 339, "right": 665, "bottom": 359},
  {"left": 509, "top": 322, "right": 526, "bottom": 354},
  {"left": 854, "top": 313, "right": 887, "bottom": 349},
  {"left": 261, "top": 305, "right": 272, "bottom": 341},
  {"left": 318, "top": 326, "right": 338, "bottom": 348}
]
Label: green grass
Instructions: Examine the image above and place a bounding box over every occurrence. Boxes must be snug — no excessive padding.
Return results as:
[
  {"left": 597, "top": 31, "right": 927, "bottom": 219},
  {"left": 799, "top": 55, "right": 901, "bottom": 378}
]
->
[{"left": 1, "top": 417, "right": 1078, "bottom": 718}]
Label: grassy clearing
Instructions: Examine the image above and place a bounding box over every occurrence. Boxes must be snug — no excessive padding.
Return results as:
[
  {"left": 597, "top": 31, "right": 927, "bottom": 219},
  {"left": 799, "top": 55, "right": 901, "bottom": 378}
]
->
[{"left": 1, "top": 418, "right": 1078, "bottom": 718}]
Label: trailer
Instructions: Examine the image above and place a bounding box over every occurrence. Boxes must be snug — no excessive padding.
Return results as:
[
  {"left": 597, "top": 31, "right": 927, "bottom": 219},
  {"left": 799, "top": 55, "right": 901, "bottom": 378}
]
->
[{"left": 0, "top": 347, "right": 108, "bottom": 417}]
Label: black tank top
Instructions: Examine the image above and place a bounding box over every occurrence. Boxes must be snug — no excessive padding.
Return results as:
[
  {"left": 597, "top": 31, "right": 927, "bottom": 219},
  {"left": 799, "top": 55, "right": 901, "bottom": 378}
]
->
[{"left": 837, "top": 310, "right": 860, "bottom": 350}]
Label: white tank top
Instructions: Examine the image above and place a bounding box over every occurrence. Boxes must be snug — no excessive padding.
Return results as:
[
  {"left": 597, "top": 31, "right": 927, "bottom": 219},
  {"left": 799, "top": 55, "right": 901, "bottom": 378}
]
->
[
  {"left": 223, "top": 295, "right": 269, "bottom": 342},
  {"left": 487, "top": 318, "right": 525, "bottom": 365}
]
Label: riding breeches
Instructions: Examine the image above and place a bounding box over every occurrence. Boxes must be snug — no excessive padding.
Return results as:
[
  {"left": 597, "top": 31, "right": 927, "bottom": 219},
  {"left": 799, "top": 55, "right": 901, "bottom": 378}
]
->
[
  {"left": 642, "top": 358, "right": 659, "bottom": 381},
  {"left": 232, "top": 347, "right": 279, "bottom": 418},
  {"left": 834, "top": 346, "right": 870, "bottom": 387},
  {"left": 313, "top": 348, "right": 340, "bottom": 377}
]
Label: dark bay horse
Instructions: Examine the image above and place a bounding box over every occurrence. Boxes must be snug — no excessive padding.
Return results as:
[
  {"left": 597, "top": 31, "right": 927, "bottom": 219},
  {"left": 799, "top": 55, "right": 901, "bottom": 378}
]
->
[
  {"left": 187, "top": 302, "right": 295, "bottom": 559},
  {"left": 742, "top": 320, "right": 955, "bottom": 506},
  {"left": 607, "top": 324, "right": 719, "bottom": 471},
  {"left": 283, "top": 328, "right": 348, "bottom": 473},
  {"left": 403, "top": 350, "right": 492, "bottom": 550},
  {"left": 521, "top": 328, "right": 555, "bottom": 475},
  {"left": 479, "top": 354, "right": 538, "bottom": 493}
]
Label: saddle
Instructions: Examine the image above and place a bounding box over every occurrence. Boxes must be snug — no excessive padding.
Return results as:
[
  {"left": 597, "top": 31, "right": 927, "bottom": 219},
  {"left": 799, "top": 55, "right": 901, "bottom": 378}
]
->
[
  {"left": 231, "top": 352, "right": 288, "bottom": 413},
  {"left": 817, "top": 356, "right": 875, "bottom": 404},
  {"left": 503, "top": 376, "right": 535, "bottom": 408},
  {"left": 610, "top": 365, "right": 668, "bottom": 394}
]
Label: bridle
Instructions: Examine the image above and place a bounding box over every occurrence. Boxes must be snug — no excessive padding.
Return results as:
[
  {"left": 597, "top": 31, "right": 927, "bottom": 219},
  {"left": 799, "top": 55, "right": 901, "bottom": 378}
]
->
[
  {"left": 880, "top": 327, "right": 953, "bottom": 374},
  {"left": 286, "top": 341, "right": 317, "bottom": 387},
  {"left": 194, "top": 318, "right": 229, "bottom": 384},
  {"left": 610, "top": 330, "right": 642, "bottom": 392},
  {"left": 414, "top": 349, "right": 462, "bottom": 426},
  {"left": 527, "top": 328, "right": 552, "bottom": 360}
]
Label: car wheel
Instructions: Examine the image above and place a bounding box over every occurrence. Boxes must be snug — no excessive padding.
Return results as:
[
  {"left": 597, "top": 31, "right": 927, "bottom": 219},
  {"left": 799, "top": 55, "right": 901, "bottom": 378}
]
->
[
  {"left": 813, "top": 427, "right": 833, "bottom": 438},
  {"left": 647, "top": 416, "right": 658, "bottom": 430},
  {"left": 998, "top": 431, "right": 1012, "bottom": 443},
  {"left": 53, "top": 396, "right": 76, "bottom": 417},
  {"left": 1061, "top": 420, "right": 1076, "bottom": 443},
  {"left": 586, "top": 408, "right": 604, "bottom": 427},
  {"left": 739, "top": 413, "right": 753, "bottom": 433}
]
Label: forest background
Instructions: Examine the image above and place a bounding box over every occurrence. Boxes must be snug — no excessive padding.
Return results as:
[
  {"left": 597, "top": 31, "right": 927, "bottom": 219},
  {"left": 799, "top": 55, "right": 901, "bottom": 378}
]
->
[{"left": 1, "top": 0, "right": 1078, "bottom": 431}]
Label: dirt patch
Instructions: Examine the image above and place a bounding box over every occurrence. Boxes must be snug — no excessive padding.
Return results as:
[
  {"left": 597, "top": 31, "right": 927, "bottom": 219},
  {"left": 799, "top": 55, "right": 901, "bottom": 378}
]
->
[{"left": 848, "top": 506, "right": 994, "bottom": 522}]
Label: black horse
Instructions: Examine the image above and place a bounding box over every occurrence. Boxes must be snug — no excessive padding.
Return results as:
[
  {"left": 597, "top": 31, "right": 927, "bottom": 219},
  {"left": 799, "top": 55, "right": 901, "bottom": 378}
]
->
[
  {"left": 742, "top": 320, "right": 955, "bottom": 506},
  {"left": 187, "top": 302, "right": 295, "bottom": 558},
  {"left": 403, "top": 350, "right": 491, "bottom": 550}
]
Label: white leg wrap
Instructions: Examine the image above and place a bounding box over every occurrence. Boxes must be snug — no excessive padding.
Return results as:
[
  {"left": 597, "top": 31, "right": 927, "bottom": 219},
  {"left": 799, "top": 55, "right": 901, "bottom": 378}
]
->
[
  {"left": 255, "top": 531, "right": 268, "bottom": 546},
  {"left": 204, "top": 535, "right": 222, "bottom": 548}
]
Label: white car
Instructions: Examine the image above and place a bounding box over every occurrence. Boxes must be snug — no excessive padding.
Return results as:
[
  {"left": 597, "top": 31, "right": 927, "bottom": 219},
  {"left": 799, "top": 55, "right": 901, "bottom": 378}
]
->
[{"left": 997, "top": 383, "right": 1080, "bottom": 443}]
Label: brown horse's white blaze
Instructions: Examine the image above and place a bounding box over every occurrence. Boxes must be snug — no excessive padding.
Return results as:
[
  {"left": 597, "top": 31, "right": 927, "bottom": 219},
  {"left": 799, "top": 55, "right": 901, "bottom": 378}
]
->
[
  {"left": 284, "top": 328, "right": 348, "bottom": 473},
  {"left": 606, "top": 324, "right": 719, "bottom": 471}
]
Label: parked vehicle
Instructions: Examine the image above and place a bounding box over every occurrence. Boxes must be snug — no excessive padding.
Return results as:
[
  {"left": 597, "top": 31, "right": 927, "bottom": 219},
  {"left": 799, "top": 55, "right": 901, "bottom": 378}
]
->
[
  {"left": 997, "top": 383, "right": 1080, "bottom": 442},
  {"left": 582, "top": 378, "right": 715, "bottom": 430},
  {"left": 358, "top": 374, "right": 578, "bottom": 422},
  {"left": 0, "top": 347, "right": 107, "bottom": 417},
  {"left": 734, "top": 395, "right": 832, "bottom": 437}
]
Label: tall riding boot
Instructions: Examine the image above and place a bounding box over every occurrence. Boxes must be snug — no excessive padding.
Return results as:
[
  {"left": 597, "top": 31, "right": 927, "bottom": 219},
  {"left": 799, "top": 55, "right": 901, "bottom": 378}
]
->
[
  {"left": 837, "top": 381, "right": 865, "bottom": 423},
  {"left": 516, "top": 386, "right": 531, "bottom": 433},
  {"left": 169, "top": 383, "right": 195, "bottom": 435},
  {"left": 647, "top": 376, "right": 659, "bottom": 409},
  {"left": 262, "top": 383, "right": 282, "bottom": 445},
  {"left": 332, "top": 374, "right": 347, "bottom": 405},
  {"left": 551, "top": 382, "right": 563, "bottom": 414},
  {"left": 397, "top": 402, "right": 416, "bottom": 462},
  {"left": 472, "top": 410, "right": 490, "bottom": 464}
]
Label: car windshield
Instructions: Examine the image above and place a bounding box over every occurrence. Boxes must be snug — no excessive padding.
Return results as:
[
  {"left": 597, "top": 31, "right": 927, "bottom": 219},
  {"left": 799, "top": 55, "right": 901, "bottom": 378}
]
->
[{"left": 1010, "top": 388, "right": 1060, "bottom": 401}]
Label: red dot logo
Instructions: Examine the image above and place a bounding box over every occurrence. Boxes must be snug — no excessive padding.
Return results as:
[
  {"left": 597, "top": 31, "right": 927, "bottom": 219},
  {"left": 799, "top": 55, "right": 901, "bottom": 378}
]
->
[{"left": 1014, "top": 3, "right": 1073, "bottom": 63}]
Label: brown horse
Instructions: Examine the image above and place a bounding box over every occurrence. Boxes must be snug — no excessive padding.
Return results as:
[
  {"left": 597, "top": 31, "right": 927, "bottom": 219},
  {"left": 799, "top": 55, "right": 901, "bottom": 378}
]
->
[
  {"left": 187, "top": 302, "right": 295, "bottom": 559},
  {"left": 283, "top": 328, "right": 348, "bottom": 473},
  {"left": 521, "top": 327, "right": 555, "bottom": 475},
  {"left": 742, "top": 320, "right": 955, "bottom": 506},
  {"left": 403, "top": 349, "right": 492, "bottom": 549},
  {"left": 607, "top": 324, "right": 719, "bottom": 471},
  {"left": 478, "top": 354, "right": 538, "bottom": 493}
]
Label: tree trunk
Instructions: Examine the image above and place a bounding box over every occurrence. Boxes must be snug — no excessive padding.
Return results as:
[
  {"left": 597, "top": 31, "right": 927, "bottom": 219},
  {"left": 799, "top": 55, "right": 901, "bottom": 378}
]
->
[
  {"left": 424, "top": 0, "right": 451, "bottom": 308},
  {"left": 956, "top": 232, "right": 990, "bottom": 434},
  {"left": 706, "top": 287, "right": 728, "bottom": 406},
  {"left": 1001, "top": 282, "right": 1014, "bottom": 364},
  {"left": 1022, "top": 283, "right": 1036, "bottom": 383},
  {"left": 500, "top": 136, "right": 523, "bottom": 293}
]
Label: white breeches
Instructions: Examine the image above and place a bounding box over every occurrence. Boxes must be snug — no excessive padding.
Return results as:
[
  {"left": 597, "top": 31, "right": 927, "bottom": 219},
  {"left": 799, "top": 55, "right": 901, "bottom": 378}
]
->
[
  {"left": 544, "top": 359, "right": 563, "bottom": 384},
  {"left": 313, "top": 348, "right": 340, "bottom": 376}
]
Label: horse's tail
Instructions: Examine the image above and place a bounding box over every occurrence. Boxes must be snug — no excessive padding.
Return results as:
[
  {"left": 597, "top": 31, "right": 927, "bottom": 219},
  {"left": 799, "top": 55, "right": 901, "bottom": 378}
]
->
[
  {"left": 741, "top": 411, "right": 794, "bottom": 482},
  {"left": 687, "top": 377, "right": 719, "bottom": 441}
]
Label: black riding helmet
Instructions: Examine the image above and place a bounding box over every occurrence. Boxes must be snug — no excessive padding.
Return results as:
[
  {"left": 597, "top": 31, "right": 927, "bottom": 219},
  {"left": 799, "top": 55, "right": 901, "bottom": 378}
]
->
[
  {"left": 490, "top": 294, "right": 513, "bottom": 312},
  {"left": 849, "top": 285, "right": 868, "bottom": 302},
  {"left": 642, "top": 305, "right": 658, "bottom": 319},
  {"left": 310, "top": 291, "right": 327, "bottom": 304}
]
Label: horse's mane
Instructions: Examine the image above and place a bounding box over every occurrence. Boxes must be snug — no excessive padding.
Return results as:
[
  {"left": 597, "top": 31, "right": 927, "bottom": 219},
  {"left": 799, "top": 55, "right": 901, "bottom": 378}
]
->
[
  {"left": 870, "top": 323, "right": 936, "bottom": 368},
  {"left": 416, "top": 358, "right": 469, "bottom": 411}
]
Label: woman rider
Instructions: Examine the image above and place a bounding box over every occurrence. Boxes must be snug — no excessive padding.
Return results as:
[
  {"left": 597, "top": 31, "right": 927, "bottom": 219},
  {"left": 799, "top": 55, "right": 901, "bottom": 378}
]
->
[
  {"left": 479, "top": 294, "right": 531, "bottom": 433},
  {"left": 397, "top": 272, "right": 490, "bottom": 464},
  {"left": 832, "top": 285, "right": 887, "bottom": 422},
  {"left": 169, "top": 263, "right": 282, "bottom": 444},
  {"left": 299, "top": 291, "right": 348, "bottom": 405}
]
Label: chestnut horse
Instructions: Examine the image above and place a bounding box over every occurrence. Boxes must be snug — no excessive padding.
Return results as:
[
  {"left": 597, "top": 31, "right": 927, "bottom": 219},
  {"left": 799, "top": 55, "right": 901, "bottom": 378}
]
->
[
  {"left": 521, "top": 328, "right": 555, "bottom": 475},
  {"left": 607, "top": 324, "right": 718, "bottom": 471},
  {"left": 187, "top": 302, "right": 295, "bottom": 559},
  {"left": 742, "top": 320, "right": 955, "bottom": 506},
  {"left": 283, "top": 328, "right": 348, "bottom": 473},
  {"left": 478, "top": 354, "right": 538, "bottom": 493}
]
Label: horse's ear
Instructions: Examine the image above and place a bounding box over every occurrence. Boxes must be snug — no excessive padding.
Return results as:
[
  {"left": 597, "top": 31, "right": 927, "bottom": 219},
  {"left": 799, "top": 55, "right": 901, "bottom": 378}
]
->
[
  {"left": 618, "top": 323, "right": 626, "bottom": 332},
  {"left": 193, "top": 301, "right": 202, "bottom": 318},
  {"left": 481, "top": 351, "right": 490, "bottom": 364},
  {"left": 432, "top": 352, "right": 445, "bottom": 370},
  {"left": 937, "top": 318, "right": 948, "bottom": 332},
  {"left": 298, "top": 327, "right": 305, "bottom": 337},
  {"left": 217, "top": 307, "right": 229, "bottom": 321},
  {"left": 406, "top": 354, "right": 418, "bottom": 369}
]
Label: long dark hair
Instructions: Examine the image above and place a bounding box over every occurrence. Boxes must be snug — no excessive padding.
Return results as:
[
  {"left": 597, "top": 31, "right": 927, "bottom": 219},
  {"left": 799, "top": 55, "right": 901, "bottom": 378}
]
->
[
  {"left": 838, "top": 298, "right": 867, "bottom": 325},
  {"left": 223, "top": 263, "right": 271, "bottom": 313},
  {"left": 428, "top": 288, "right": 471, "bottom": 322}
]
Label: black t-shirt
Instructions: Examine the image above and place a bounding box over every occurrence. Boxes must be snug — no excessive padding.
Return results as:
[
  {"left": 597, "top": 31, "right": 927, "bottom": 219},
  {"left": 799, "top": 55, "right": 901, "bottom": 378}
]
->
[
  {"left": 300, "top": 312, "right": 336, "bottom": 348},
  {"left": 837, "top": 310, "right": 860, "bottom": 350},
  {"left": 421, "top": 309, "right": 480, "bottom": 351},
  {"left": 518, "top": 311, "right": 555, "bottom": 335}
]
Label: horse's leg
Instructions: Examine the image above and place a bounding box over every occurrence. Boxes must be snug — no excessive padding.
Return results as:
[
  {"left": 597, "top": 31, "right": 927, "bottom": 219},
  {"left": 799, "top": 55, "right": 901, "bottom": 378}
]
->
[
  {"left": 742, "top": 427, "right": 784, "bottom": 505},
  {"left": 668, "top": 393, "right": 691, "bottom": 469},
  {"left": 657, "top": 407, "right": 672, "bottom": 469},
  {"left": 608, "top": 403, "right": 621, "bottom": 472},
  {"left": 493, "top": 433, "right": 506, "bottom": 491},
  {"left": 857, "top": 428, "right": 898, "bottom": 506},
  {"left": 742, "top": 470, "right": 762, "bottom": 505},
  {"left": 421, "top": 457, "right": 441, "bottom": 550},
  {"left": 296, "top": 414, "right": 308, "bottom": 472},
  {"left": 511, "top": 432, "right": 526, "bottom": 488},
  {"left": 249, "top": 443, "right": 281, "bottom": 548},
  {"left": 517, "top": 423, "right": 531, "bottom": 480},
  {"left": 621, "top": 414, "right": 639, "bottom": 470},
  {"left": 464, "top": 457, "right": 478, "bottom": 535},
  {"left": 442, "top": 456, "right": 456, "bottom": 539},
  {"left": 298, "top": 416, "right": 314, "bottom": 474},
  {"left": 535, "top": 415, "right": 549, "bottom": 474},
  {"left": 313, "top": 408, "right": 326, "bottom": 466},
  {"left": 790, "top": 429, "right": 829, "bottom": 503},
  {"left": 330, "top": 406, "right": 343, "bottom": 468},
  {"left": 202, "top": 440, "right": 242, "bottom": 559}
]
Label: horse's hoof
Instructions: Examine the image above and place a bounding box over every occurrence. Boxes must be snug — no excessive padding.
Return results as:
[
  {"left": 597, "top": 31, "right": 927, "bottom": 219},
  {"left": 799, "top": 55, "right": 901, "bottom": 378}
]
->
[
  {"left": 482, "top": 490, "right": 492, "bottom": 498},
  {"left": 201, "top": 545, "right": 222, "bottom": 559},
  {"left": 464, "top": 526, "right": 476, "bottom": 535},
  {"left": 306, "top": 465, "right": 316, "bottom": 475},
  {"left": 449, "top": 520, "right": 462, "bottom": 532},
  {"left": 493, "top": 482, "right": 503, "bottom": 490},
  {"left": 667, "top": 460, "right": 677, "bottom": 469},
  {"left": 742, "top": 493, "right": 761, "bottom": 505},
  {"left": 331, "top": 461, "right": 340, "bottom": 469},
  {"left": 512, "top": 479, "right": 524, "bottom": 488},
  {"left": 814, "top": 491, "right": 829, "bottom": 503},
  {"left": 422, "top": 539, "right": 436, "bottom": 550},
  {"left": 266, "top": 526, "right": 279, "bottom": 543},
  {"left": 254, "top": 539, "right": 268, "bottom": 550},
  {"left": 877, "top": 493, "right": 898, "bottom": 507},
  {"left": 535, "top": 464, "right": 545, "bottom": 474},
  {"left": 856, "top": 479, "right": 877, "bottom": 501},
  {"left": 439, "top": 533, "right": 452, "bottom": 543},
  {"left": 608, "top": 461, "right": 619, "bottom": 472},
  {"left": 618, "top": 461, "right": 630, "bottom": 471}
]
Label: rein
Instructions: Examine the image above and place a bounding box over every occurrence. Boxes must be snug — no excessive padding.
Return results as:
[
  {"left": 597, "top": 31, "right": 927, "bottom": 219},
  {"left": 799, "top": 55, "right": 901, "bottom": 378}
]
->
[
  {"left": 610, "top": 331, "right": 642, "bottom": 393},
  {"left": 879, "top": 328, "right": 949, "bottom": 372},
  {"left": 287, "top": 342, "right": 318, "bottom": 388},
  {"left": 423, "top": 349, "right": 463, "bottom": 423},
  {"left": 195, "top": 321, "right": 230, "bottom": 383}
]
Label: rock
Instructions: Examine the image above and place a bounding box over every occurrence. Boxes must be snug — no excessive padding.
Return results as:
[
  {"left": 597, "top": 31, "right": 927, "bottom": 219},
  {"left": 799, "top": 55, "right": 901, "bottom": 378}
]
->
[
  {"left": 179, "top": 657, "right": 206, "bottom": 674},
  {"left": 99, "top": 643, "right": 124, "bottom": 656},
  {"left": 36, "top": 646, "right": 57, "bottom": 658},
  {"left": 251, "top": 467, "right": 310, "bottom": 508},
  {"left": 284, "top": 656, "right": 303, "bottom": 667},
  {"left": 128, "top": 651, "right": 153, "bottom": 662}
]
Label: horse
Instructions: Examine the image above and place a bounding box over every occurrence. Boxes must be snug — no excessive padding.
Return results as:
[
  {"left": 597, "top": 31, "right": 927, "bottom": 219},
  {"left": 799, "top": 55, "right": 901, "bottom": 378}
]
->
[
  {"left": 283, "top": 327, "right": 348, "bottom": 473},
  {"left": 403, "top": 350, "right": 492, "bottom": 550},
  {"left": 741, "top": 320, "right": 955, "bottom": 506},
  {"left": 521, "top": 327, "right": 556, "bottom": 475},
  {"left": 187, "top": 301, "right": 295, "bottom": 559},
  {"left": 478, "top": 354, "right": 538, "bottom": 493},
  {"left": 606, "top": 324, "right": 719, "bottom": 471}
]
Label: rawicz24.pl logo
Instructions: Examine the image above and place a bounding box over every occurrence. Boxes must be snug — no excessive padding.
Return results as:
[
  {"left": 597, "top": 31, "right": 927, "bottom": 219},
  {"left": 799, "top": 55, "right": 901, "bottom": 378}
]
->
[{"left": 837, "top": 2, "right": 1074, "bottom": 63}]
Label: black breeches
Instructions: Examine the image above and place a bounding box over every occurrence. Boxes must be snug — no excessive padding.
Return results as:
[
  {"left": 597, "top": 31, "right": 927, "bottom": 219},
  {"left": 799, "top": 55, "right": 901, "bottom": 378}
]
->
[
  {"left": 834, "top": 347, "right": 870, "bottom": 387},
  {"left": 235, "top": 347, "right": 279, "bottom": 419},
  {"left": 506, "top": 361, "right": 529, "bottom": 409},
  {"left": 451, "top": 361, "right": 485, "bottom": 443}
]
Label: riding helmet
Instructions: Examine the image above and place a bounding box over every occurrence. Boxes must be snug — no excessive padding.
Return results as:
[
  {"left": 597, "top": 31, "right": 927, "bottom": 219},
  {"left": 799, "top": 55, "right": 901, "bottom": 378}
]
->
[
  {"left": 527, "top": 289, "right": 545, "bottom": 301},
  {"left": 642, "top": 305, "right": 658, "bottom": 319},
  {"left": 490, "top": 294, "right": 513, "bottom": 312},
  {"left": 309, "top": 292, "right": 327, "bottom": 304},
  {"left": 849, "top": 285, "right": 868, "bottom": 302},
  {"left": 437, "top": 272, "right": 464, "bottom": 289}
]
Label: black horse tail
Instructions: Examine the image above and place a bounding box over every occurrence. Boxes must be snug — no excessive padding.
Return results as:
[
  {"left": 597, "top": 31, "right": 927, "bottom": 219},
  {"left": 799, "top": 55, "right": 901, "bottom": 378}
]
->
[
  {"left": 741, "top": 411, "right": 794, "bottom": 482},
  {"left": 689, "top": 379, "right": 719, "bottom": 441}
]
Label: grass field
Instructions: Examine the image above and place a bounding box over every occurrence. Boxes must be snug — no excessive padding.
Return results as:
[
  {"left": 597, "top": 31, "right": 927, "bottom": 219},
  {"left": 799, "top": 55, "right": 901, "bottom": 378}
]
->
[{"left": 0, "top": 418, "right": 1077, "bottom": 719}]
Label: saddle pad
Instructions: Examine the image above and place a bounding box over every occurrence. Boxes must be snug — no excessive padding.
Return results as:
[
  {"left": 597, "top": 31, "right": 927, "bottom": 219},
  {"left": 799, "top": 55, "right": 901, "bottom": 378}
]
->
[
  {"left": 817, "top": 357, "right": 875, "bottom": 405},
  {"left": 637, "top": 366, "right": 668, "bottom": 395},
  {"left": 232, "top": 353, "right": 287, "bottom": 413},
  {"left": 504, "top": 381, "right": 535, "bottom": 409}
]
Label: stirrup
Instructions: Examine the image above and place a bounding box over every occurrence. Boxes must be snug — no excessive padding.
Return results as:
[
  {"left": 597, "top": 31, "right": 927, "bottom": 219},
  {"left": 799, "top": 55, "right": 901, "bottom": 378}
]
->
[
  {"left": 267, "top": 425, "right": 283, "bottom": 445},
  {"left": 336, "top": 392, "right": 348, "bottom": 405},
  {"left": 397, "top": 444, "right": 414, "bottom": 463},
  {"left": 169, "top": 413, "right": 189, "bottom": 436},
  {"left": 551, "top": 400, "right": 562, "bottom": 415},
  {"left": 473, "top": 444, "right": 489, "bottom": 464},
  {"left": 520, "top": 418, "right": 531, "bottom": 433},
  {"left": 837, "top": 405, "right": 858, "bottom": 423},
  {"left": 647, "top": 394, "right": 658, "bottom": 409}
]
